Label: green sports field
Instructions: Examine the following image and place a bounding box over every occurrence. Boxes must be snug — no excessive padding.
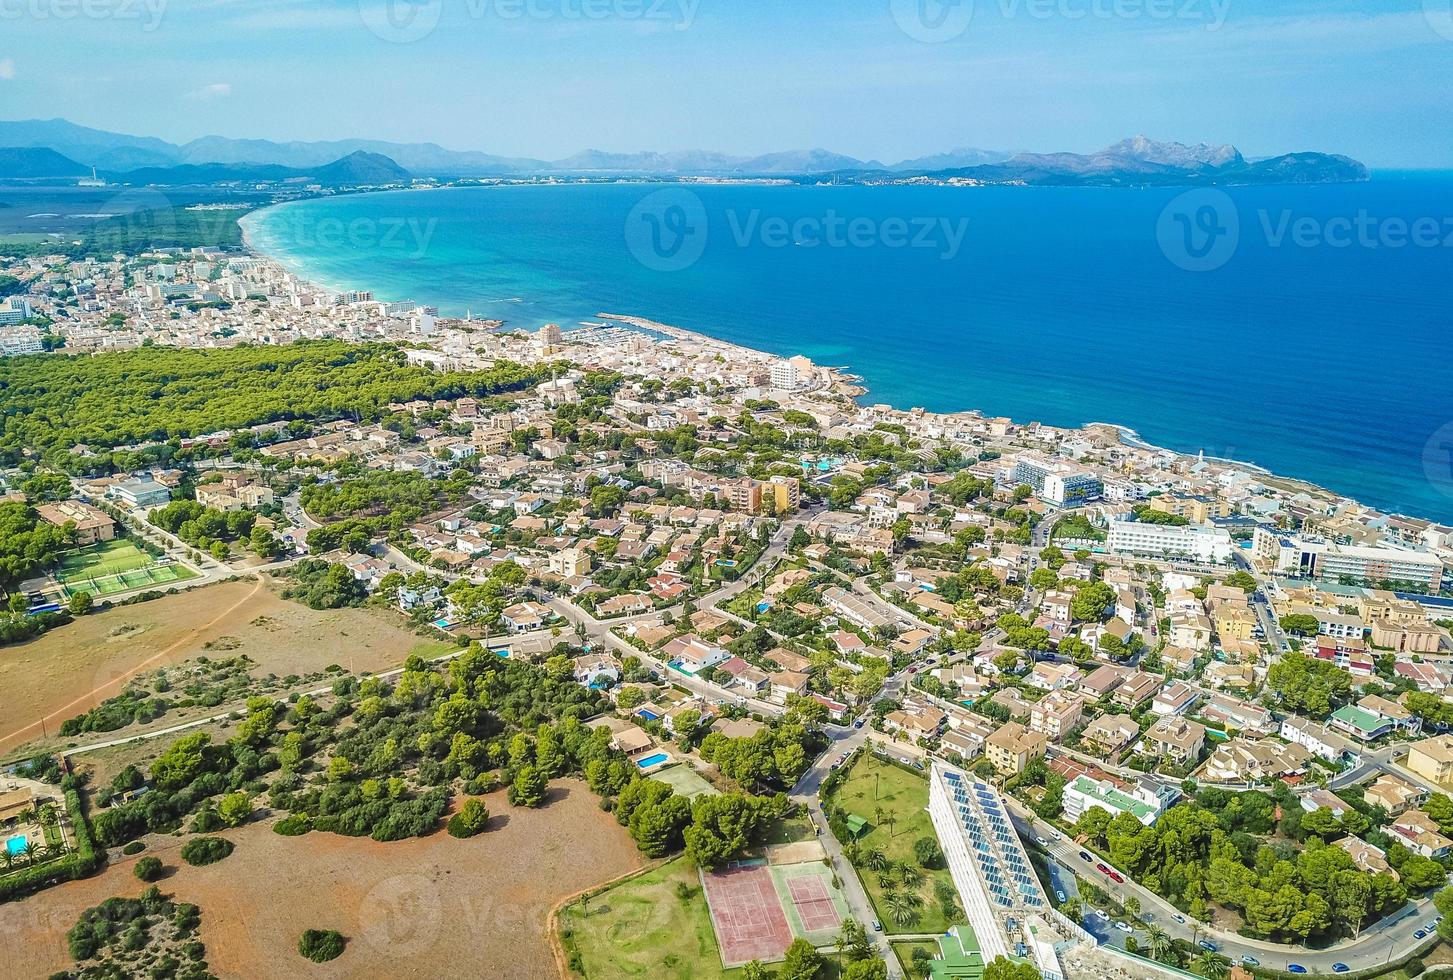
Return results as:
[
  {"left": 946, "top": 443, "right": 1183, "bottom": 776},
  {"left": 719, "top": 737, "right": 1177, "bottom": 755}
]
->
[
  {"left": 650, "top": 763, "right": 720, "bottom": 800},
  {"left": 55, "top": 540, "right": 198, "bottom": 598}
]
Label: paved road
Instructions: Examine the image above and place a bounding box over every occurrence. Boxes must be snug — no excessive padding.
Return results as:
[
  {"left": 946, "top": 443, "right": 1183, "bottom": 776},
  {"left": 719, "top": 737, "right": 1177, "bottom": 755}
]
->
[
  {"left": 1006, "top": 797, "right": 1444, "bottom": 973},
  {"left": 787, "top": 725, "right": 907, "bottom": 978}
]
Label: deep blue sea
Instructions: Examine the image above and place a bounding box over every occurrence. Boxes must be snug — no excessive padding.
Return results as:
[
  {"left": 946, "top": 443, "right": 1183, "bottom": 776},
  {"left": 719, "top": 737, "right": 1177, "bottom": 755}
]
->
[{"left": 243, "top": 176, "right": 1453, "bottom": 523}]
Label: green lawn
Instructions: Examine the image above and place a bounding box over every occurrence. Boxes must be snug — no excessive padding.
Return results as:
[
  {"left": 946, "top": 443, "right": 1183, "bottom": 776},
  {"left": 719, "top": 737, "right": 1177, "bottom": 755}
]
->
[
  {"left": 760, "top": 815, "right": 816, "bottom": 847},
  {"left": 891, "top": 941, "right": 940, "bottom": 979},
  {"left": 828, "top": 754, "right": 960, "bottom": 936},
  {"left": 409, "top": 640, "right": 462, "bottom": 661}
]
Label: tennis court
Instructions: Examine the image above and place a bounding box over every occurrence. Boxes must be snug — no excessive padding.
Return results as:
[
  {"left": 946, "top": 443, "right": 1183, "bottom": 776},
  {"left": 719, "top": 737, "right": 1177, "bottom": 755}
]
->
[
  {"left": 648, "top": 763, "right": 719, "bottom": 800},
  {"left": 55, "top": 540, "right": 197, "bottom": 598},
  {"left": 772, "top": 862, "right": 849, "bottom": 943},
  {"left": 701, "top": 861, "right": 793, "bottom": 967}
]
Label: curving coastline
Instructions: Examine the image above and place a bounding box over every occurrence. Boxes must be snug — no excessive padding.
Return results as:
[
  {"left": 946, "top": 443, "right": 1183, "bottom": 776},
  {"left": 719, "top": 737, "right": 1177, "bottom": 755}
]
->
[{"left": 238, "top": 185, "right": 1453, "bottom": 527}]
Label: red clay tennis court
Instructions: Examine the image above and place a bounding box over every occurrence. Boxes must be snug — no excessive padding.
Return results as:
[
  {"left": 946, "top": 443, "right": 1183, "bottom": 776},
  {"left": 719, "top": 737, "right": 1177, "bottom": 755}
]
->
[
  {"left": 786, "top": 873, "right": 842, "bottom": 933},
  {"left": 701, "top": 862, "right": 793, "bottom": 966}
]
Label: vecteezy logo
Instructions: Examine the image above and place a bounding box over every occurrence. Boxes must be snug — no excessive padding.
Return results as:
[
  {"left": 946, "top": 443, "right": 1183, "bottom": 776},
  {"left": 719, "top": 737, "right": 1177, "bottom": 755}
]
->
[
  {"left": 1423, "top": 421, "right": 1453, "bottom": 502},
  {"left": 891, "top": 0, "right": 974, "bottom": 43},
  {"left": 358, "top": 874, "right": 442, "bottom": 957},
  {"left": 1156, "top": 188, "right": 1240, "bottom": 272},
  {"left": 359, "top": 0, "right": 443, "bottom": 43},
  {"left": 1426, "top": 0, "right": 1453, "bottom": 41},
  {"left": 624, "top": 188, "right": 708, "bottom": 272}
]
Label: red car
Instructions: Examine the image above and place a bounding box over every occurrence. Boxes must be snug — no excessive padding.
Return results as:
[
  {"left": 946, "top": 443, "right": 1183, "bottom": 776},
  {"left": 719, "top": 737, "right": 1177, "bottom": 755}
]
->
[
  {"left": 1109, "top": 871, "right": 1125, "bottom": 884},
  {"left": 1095, "top": 863, "right": 1110, "bottom": 875}
]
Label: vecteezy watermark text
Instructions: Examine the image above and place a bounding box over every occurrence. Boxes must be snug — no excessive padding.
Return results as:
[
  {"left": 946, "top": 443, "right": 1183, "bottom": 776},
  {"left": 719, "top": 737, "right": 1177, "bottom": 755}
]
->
[
  {"left": 0, "top": 0, "right": 166, "bottom": 29},
  {"left": 271, "top": 214, "right": 440, "bottom": 259},
  {"left": 891, "top": 0, "right": 1230, "bottom": 43},
  {"left": 622, "top": 188, "right": 973, "bottom": 272},
  {"left": 1258, "top": 209, "right": 1453, "bottom": 250},
  {"left": 360, "top": 0, "right": 697, "bottom": 43},
  {"left": 1158, "top": 190, "right": 1453, "bottom": 272},
  {"left": 725, "top": 209, "right": 970, "bottom": 258}
]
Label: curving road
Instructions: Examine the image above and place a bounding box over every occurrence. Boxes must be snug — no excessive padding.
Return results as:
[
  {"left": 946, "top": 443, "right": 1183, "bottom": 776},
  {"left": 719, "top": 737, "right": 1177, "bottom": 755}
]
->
[{"left": 1005, "top": 797, "right": 1445, "bottom": 974}]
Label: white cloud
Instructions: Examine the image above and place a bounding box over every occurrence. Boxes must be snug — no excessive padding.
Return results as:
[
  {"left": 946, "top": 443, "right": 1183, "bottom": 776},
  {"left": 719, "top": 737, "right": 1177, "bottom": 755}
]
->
[
  {"left": 186, "top": 82, "right": 232, "bottom": 100},
  {"left": 0, "top": 58, "right": 15, "bottom": 81}
]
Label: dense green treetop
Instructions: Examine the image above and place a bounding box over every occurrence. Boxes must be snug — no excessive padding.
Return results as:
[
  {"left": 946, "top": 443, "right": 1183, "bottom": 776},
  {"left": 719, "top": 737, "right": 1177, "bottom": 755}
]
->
[{"left": 0, "top": 341, "right": 548, "bottom": 465}]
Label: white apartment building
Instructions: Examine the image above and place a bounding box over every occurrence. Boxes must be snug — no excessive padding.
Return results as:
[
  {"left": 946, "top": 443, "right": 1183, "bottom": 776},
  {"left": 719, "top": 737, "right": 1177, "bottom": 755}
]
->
[
  {"left": 1107, "top": 520, "right": 1234, "bottom": 563},
  {"left": 1253, "top": 528, "right": 1443, "bottom": 590}
]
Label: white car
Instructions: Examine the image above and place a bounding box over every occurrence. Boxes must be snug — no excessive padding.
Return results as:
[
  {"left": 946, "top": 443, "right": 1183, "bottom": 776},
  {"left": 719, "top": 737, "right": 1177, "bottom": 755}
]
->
[{"left": 1114, "top": 921, "right": 1132, "bottom": 934}]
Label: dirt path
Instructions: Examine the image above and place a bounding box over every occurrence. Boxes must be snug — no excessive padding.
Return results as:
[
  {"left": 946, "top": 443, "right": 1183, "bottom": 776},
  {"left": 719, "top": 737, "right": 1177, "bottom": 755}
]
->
[
  {"left": 1, "top": 578, "right": 436, "bottom": 760},
  {"left": 0, "top": 578, "right": 267, "bottom": 756}
]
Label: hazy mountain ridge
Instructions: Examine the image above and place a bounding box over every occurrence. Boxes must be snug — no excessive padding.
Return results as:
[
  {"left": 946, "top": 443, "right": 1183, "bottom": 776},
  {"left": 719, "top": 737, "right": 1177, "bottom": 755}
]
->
[
  {"left": 0, "top": 119, "right": 1368, "bottom": 186},
  {"left": 0, "top": 146, "right": 91, "bottom": 178}
]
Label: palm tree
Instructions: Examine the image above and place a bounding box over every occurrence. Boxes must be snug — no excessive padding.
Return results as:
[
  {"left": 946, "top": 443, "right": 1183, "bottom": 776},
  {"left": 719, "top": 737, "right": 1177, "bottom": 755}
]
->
[
  {"left": 877, "top": 868, "right": 898, "bottom": 890},
  {"left": 22, "top": 841, "right": 39, "bottom": 866},
  {"left": 863, "top": 848, "right": 890, "bottom": 873},
  {"left": 1123, "top": 896, "right": 1140, "bottom": 919},
  {"left": 1145, "top": 925, "right": 1171, "bottom": 963},
  {"left": 1, "top": 852, "right": 13, "bottom": 872},
  {"left": 898, "top": 863, "right": 924, "bottom": 890},
  {"left": 1192, "top": 951, "right": 1230, "bottom": 980},
  {"left": 886, "top": 891, "right": 922, "bottom": 928}
]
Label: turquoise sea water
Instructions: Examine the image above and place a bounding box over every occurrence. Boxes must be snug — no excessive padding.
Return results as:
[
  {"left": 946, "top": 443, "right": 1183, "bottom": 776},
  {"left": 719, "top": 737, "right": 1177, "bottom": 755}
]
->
[{"left": 244, "top": 176, "right": 1453, "bottom": 522}]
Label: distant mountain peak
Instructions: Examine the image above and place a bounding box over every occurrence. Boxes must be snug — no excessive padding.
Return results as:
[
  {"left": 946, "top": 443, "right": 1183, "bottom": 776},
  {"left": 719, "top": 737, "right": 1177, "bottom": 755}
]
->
[{"left": 1101, "top": 135, "right": 1244, "bottom": 169}]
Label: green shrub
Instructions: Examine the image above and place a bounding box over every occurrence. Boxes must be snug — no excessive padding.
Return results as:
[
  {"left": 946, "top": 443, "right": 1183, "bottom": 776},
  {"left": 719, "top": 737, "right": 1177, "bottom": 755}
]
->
[
  {"left": 133, "top": 857, "right": 163, "bottom": 882},
  {"left": 298, "top": 929, "right": 345, "bottom": 963},
  {"left": 273, "top": 815, "right": 313, "bottom": 837},
  {"left": 179, "top": 836, "right": 233, "bottom": 867},
  {"left": 121, "top": 841, "right": 145, "bottom": 856},
  {"left": 446, "top": 799, "right": 490, "bottom": 839}
]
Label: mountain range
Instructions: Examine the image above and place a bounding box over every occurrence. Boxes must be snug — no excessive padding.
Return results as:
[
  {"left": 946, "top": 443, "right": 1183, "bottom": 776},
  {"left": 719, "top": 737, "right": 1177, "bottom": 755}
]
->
[{"left": 0, "top": 117, "right": 1368, "bottom": 186}]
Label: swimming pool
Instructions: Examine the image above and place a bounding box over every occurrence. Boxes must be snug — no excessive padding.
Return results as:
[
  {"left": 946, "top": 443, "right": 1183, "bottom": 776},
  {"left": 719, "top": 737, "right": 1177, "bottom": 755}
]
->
[
  {"left": 5, "top": 835, "right": 27, "bottom": 857},
  {"left": 635, "top": 752, "right": 670, "bottom": 769},
  {"left": 636, "top": 708, "right": 660, "bottom": 722}
]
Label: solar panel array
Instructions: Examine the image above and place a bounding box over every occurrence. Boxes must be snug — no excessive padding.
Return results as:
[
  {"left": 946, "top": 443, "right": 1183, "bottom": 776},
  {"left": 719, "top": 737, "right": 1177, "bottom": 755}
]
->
[{"left": 942, "top": 771, "right": 1045, "bottom": 911}]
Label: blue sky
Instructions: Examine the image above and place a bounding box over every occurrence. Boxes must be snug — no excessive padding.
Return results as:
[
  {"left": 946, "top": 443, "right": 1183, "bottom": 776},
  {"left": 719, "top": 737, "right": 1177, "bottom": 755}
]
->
[{"left": 3, "top": 0, "right": 1451, "bottom": 166}]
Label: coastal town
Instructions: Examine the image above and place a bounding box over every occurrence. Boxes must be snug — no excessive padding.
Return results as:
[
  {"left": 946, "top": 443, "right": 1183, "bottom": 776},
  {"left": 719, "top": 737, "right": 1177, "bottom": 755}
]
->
[{"left": 3, "top": 238, "right": 1453, "bottom": 980}]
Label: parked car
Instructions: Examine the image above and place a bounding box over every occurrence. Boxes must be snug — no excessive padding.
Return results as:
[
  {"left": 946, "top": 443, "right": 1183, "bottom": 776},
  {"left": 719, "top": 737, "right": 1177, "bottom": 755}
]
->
[
  {"left": 1113, "top": 921, "right": 1131, "bottom": 934},
  {"left": 853, "top": 719, "right": 865, "bottom": 729},
  {"left": 1055, "top": 890, "right": 1066, "bottom": 903},
  {"left": 1197, "top": 940, "right": 1218, "bottom": 952},
  {"left": 1241, "top": 955, "right": 1259, "bottom": 967},
  {"left": 872, "top": 920, "right": 882, "bottom": 932},
  {"left": 1108, "top": 870, "right": 1125, "bottom": 884},
  {"left": 1034, "top": 835, "right": 1048, "bottom": 847},
  {"left": 1332, "top": 964, "right": 1350, "bottom": 973},
  {"left": 1415, "top": 930, "right": 1427, "bottom": 940},
  {"left": 1288, "top": 966, "right": 1307, "bottom": 975},
  {"left": 1096, "top": 863, "right": 1110, "bottom": 875},
  {"left": 1172, "top": 914, "right": 1186, "bottom": 923},
  {"left": 1079, "top": 851, "right": 1092, "bottom": 862}
]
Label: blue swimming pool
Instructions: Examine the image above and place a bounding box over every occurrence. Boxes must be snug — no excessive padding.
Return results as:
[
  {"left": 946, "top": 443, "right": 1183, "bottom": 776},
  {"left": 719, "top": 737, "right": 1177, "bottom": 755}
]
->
[
  {"left": 636, "top": 708, "right": 660, "bottom": 722},
  {"left": 5, "top": 835, "right": 27, "bottom": 857},
  {"left": 635, "top": 753, "right": 669, "bottom": 769}
]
